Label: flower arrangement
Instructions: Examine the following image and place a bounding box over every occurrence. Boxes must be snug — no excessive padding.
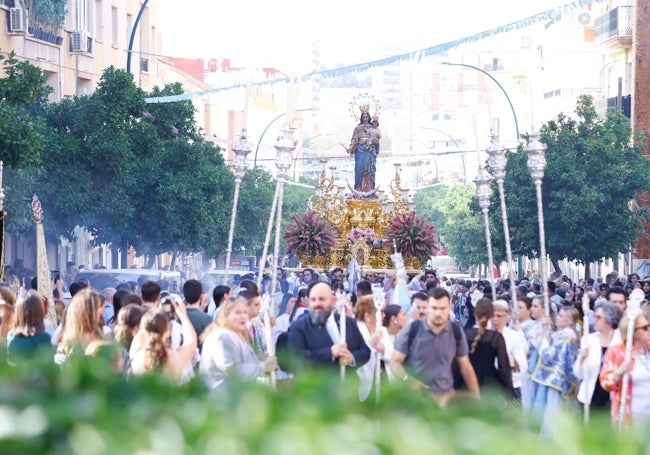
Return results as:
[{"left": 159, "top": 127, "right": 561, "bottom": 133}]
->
[
  {"left": 385, "top": 211, "right": 437, "bottom": 263},
  {"left": 283, "top": 211, "right": 337, "bottom": 258},
  {"left": 347, "top": 226, "right": 376, "bottom": 245}
]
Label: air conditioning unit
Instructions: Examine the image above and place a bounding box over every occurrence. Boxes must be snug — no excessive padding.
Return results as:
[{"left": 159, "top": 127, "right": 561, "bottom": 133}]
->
[
  {"left": 71, "top": 30, "right": 89, "bottom": 52},
  {"left": 9, "top": 7, "right": 26, "bottom": 33},
  {"left": 577, "top": 12, "right": 594, "bottom": 28}
]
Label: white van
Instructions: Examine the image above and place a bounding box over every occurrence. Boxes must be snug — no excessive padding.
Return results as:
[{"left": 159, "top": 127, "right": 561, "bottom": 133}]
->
[
  {"left": 75, "top": 268, "right": 181, "bottom": 292},
  {"left": 427, "top": 256, "right": 471, "bottom": 280}
]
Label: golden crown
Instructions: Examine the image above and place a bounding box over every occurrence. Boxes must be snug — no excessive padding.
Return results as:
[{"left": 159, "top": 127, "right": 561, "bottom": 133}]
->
[{"left": 359, "top": 104, "right": 370, "bottom": 114}]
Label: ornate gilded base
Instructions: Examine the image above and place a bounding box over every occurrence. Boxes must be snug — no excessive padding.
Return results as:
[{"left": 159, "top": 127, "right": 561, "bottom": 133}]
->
[{"left": 297, "top": 198, "right": 422, "bottom": 274}]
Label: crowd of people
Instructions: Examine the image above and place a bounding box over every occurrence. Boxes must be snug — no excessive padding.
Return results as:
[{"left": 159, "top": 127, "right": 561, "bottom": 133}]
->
[{"left": 1, "top": 264, "right": 649, "bottom": 436}]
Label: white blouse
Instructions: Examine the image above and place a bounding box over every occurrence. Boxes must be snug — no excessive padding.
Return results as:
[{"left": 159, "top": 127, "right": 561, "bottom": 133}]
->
[{"left": 199, "top": 327, "right": 265, "bottom": 392}]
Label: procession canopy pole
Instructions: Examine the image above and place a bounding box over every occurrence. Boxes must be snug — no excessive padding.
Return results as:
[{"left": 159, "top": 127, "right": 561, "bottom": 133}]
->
[
  {"left": 372, "top": 286, "right": 385, "bottom": 404},
  {"left": 256, "top": 186, "right": 280, "bottom": 290},
  {"left": 261, "top": 293, "right": 276, "bottom": 389},
  {"left": 619, "top": 289, "right": 644, "bottom": 431},
  {"left": 32, "top": 195, "right": 56, "bottom": 324},
  {"left": 336, "top": 290, "right": 348, "bottom": 381},
  {"left": 581, "top": 293, "right": 591, "bottom": 424}
]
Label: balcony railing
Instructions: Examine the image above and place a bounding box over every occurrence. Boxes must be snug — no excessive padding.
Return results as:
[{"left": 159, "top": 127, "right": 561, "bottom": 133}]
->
[{"left": 595, "top": 6, "right": 633, "bottom": 44}]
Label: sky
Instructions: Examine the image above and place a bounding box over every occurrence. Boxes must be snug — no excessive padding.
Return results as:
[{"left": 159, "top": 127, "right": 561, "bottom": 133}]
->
[{"left": 158, "top": 0, "right": 579, "bottom": 72}]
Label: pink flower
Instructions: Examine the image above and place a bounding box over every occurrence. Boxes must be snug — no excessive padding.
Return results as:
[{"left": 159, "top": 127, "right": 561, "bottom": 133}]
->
[{"left": 347, "top": 227, "right": 376, "bottom": 245}]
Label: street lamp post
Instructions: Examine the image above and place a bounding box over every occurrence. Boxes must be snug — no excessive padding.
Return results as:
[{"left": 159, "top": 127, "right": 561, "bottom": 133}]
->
[
  {"left": 486, "top": 134, "right": 516, "bottom": 306},
  {"left": 293, "top": 134, "right": 333, "bottom": 181},
  {"left": 525, "top": 133, "right": 550, "bottom": 317},
  {"left": 253, "top": 109, "right": 312, "bottom": 167},
  {"left": 126, "top": 0, "right": 150, "bottom": 74},
  {"left": 265, "top": 122, "right": 297, "bottom": 390},
  {"left": 442, "top": 62, "right": 520, "bottom": 141},
  {"left": 474, "top": 167, "right": 496, "bottom": 299},
  {"left": 223, "top": 130, "right": 252, "bottom": 285}
]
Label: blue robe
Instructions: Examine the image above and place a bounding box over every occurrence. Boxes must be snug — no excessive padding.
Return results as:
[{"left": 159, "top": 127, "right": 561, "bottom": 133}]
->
[
  {"left": 530, "top": 328, "right": 579, "bottom": 400},
  {"left": 350, "top": 124, "right": 377, "bottom": 192}
]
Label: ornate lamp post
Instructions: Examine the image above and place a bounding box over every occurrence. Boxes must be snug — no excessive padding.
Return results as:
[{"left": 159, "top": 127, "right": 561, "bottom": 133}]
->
[
  {"left": 474, "top": 167, "right": 496, "bottom": 298},
  {"left": 486, "top": 134, "right": 516, "bottom": 305},
  {"left": 268, "top": 124, "right": 297, "bottom": 297},
  {"left": 223, "top": 130, "right": 252, "bottom": 285},
  {"left": 264, "top": 123, "right": 297, "bottom": 390},
  {"left": 525, "top": 133, "right": 550, "bottom": 317}
]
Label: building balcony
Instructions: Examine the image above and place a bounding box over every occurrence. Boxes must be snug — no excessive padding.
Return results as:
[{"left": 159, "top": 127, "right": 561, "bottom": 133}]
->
[{"left": 595, "top": 6, "right": 633, "bottom": 50}]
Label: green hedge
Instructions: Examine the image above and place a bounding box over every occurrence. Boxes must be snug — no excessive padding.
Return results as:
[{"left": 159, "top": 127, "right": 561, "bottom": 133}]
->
[{"left": 0, "top": 352, "right": 645, "bottom": 454}]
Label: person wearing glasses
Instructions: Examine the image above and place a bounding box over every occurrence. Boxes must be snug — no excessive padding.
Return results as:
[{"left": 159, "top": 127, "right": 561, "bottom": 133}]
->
[
  {"left": 573, "top": 302, "right": 622, "bottom": 414},
  {"left": 600, "top": 311, "right": 650, "bottom": 426}
]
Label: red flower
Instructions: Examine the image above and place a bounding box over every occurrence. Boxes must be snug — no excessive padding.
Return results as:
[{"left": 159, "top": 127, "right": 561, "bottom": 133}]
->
[
  {"left": 385, "top": 211, "right": 437, "bottom": 262},
  {"left": 283, "top": 211, "right": 337, "bottom": 258}
]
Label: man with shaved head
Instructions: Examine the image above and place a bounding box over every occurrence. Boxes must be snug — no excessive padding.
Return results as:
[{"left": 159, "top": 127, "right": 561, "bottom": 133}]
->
[{"left": 287, "top": 281, "right": 370, "bottom": 370}]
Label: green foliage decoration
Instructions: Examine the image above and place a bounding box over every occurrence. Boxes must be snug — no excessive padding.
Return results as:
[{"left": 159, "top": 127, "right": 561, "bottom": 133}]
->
[{"left": 0, "top": 350, "right": 645, "bottom": 453}]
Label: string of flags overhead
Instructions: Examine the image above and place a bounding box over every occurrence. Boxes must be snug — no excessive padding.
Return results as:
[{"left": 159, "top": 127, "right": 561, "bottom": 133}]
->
[{"left": 145, "top": 0, "right": 603, "bottom": 104}]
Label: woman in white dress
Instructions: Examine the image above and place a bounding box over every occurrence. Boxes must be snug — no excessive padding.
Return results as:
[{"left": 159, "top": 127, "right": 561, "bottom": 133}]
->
[
  {"left": 355, "top": 295, "right": 393, "bottom": 401},
  {"left": 199, "top": 297, "right": 277, "bottom": 392}
]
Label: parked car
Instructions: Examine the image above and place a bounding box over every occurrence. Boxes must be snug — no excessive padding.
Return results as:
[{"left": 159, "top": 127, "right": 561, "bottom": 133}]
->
[{"left": 75, "top": 269, "right": 181, "bottom": 292}]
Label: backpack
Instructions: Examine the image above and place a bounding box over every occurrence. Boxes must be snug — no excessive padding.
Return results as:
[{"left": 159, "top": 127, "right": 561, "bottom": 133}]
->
[{"left": 407, "top": 318, "right": 462, "bottom": 353}]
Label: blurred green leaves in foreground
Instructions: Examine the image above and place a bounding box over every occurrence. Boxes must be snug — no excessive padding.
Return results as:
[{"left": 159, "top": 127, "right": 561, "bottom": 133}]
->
[{"left": 0, "top": 352, "right": 647, "bottom": 454}]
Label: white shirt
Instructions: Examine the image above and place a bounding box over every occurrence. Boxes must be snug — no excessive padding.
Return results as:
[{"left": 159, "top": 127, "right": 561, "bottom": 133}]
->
[
  {"left": 356, "top": 321, "right": 394, "bottom": 401},
  {"left": 572, "top": 330, "right": 622, "bottom": 404},
  {"left": 199, "top": 327, "right": 265, "bottom": 392},
  {"left": 499, "top": 326, "right": 528, "bottom": 389},
  {"left": 631, "top": 350, "right": 650, "bottom": 416}
]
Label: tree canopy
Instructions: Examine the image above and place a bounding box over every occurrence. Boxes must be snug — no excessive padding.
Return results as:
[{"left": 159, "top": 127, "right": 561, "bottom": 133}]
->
[
  {"left": 492, "top": 95, "right": 650, "bottom": 269},
  {"left": 414, "top": 184, "right": 492, "bottom": 269},
  {"left": 0, "top": 51, "right": 51, "bottom": 170}
]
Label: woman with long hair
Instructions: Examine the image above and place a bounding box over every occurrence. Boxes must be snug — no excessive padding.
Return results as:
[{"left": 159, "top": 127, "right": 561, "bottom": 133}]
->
[
  {"left": 0, "top": 287, "right": 17, "bottom": 348},
  {"left": 55, "top": 288, "right": 105, "bottom": 364},
  {"left": 455, "top": 298, "right": 512, "bottom": 394},
  {"left": 199, "top": 297, "right": 277, "bottom": 392},
  {"left": 600, "top": 311, "right": 650, "bottom": 426},
  {"left": 129, "top": 299, "right": 197, "bottom": 381},
  {"left": 573, "top": 302, "right": 622, "bottom": 412},
  {"left": 113, "top": 304, "right": 145, "bottom": 374},
  {"left": 6, "top": 291, "right": 51, "bottom": 363}
]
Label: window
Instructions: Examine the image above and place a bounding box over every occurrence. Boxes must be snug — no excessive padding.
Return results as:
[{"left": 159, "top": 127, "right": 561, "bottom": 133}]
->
[
  {"left": 126, "top": 13, "right": 133, "bottom": 47},
  {"left": 95, "top": 0, "right": 103, "bottom": 41},
  {"left": 111, "top": 6, "right": 118, "bottom": 46},
  {"left": 77, "top": 0, "right": 92, "bottom": 33}
]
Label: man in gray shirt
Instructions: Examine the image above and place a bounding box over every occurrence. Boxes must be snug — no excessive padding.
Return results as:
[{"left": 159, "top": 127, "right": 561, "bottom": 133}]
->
[{"left": 390, "top": 287, "right": 480, "bottom": 405}]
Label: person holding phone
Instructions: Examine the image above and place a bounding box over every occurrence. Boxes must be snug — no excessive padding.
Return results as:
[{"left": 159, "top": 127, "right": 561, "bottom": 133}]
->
[{"left": 129, "top": 299, "right": 197, "bottom": 382}]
